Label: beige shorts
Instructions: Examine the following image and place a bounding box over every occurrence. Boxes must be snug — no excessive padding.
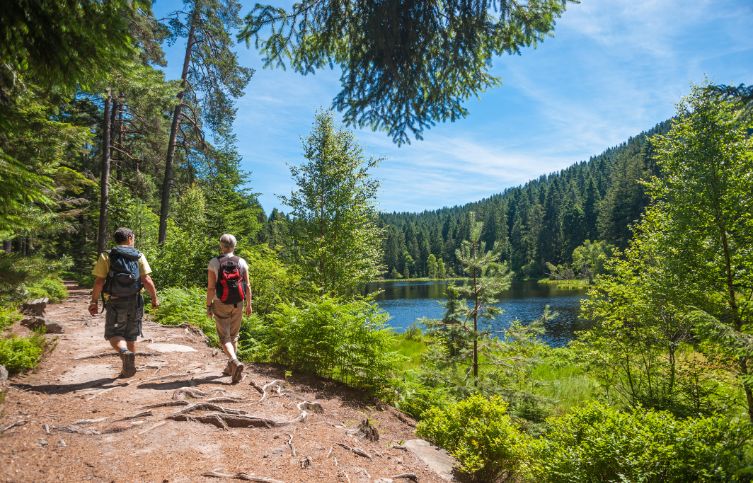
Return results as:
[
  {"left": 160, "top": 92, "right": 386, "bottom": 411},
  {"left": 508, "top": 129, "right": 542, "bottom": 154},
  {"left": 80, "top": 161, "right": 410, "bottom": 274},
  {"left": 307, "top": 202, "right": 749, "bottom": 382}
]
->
[{"left": 212, "top": 301, "right": 243, "bottom": 344}]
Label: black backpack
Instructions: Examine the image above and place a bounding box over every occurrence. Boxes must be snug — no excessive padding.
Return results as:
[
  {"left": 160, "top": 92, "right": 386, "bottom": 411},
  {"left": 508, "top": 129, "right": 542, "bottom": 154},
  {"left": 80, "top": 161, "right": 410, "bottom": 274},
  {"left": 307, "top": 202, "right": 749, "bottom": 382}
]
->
[
  {"left": 215, "top": 255, "right": 246, "bottom": 305},
  {"left": 103, "top": 246, "right": 142, "bottom": 298}
]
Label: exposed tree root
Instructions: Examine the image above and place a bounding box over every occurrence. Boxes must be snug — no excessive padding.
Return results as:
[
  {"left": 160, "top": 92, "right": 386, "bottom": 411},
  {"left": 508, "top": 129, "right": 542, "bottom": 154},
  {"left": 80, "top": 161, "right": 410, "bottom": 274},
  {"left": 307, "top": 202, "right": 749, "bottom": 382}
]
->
[
  {"left": 0, "top": 420, "right": 27, "bottom": 433},
  {"left": 55, "top": 425, "right": 100, "bottom": 435},
  {"left": 172, "top": 387, "right": 209, "bottom": 400},
  {"left": 206, "top": 396, "right": 245, "bottom": 404},
  {"left": 143, "top": 400, "right": 190, "bottom": 409},
  {"left": 336, "top": 442, "right": 372, "bottom": 459},
  {"left": 202, "top": 470, "right": 284, "bottom": 482},
  {"left": 116, "top": 410, "right": 152, "bottom": 421},
  {"left": 348, "top": 419, "right": 378, "bottom": 442},
  {"left": 249, "top": 379, "right": 264, "bottom": 395},
  {"left": 391, "top": 473, "right": 418, "bottom": 482},
  {"left": 285, "top": 433, "right": 296, "bottom": 456},
  {"left": 259, "top": 380, "right": 283, "bottom": 402},
  {"left": 138, "top": 421, "right": 167, "bottom": 435},
  {"left": 297, "top": 401, "right": 323, "bottom": 413},
  {"left": 172, "top": 403, "right": 248, "bottom": 417}
]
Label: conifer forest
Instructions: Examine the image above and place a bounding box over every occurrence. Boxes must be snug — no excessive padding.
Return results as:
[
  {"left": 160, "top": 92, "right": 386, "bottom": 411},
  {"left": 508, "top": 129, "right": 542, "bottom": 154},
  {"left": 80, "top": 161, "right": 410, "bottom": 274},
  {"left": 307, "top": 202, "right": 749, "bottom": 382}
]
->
[{"left": 1, "top": 1, "right": 753, "bottom": 481}]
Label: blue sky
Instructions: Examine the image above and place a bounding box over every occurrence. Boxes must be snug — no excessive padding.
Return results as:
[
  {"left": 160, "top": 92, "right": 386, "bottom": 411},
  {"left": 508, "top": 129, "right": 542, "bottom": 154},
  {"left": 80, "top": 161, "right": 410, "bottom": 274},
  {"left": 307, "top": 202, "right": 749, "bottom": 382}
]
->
[{"left": 153, "top": 1, "right": 753, "bottom": 214}]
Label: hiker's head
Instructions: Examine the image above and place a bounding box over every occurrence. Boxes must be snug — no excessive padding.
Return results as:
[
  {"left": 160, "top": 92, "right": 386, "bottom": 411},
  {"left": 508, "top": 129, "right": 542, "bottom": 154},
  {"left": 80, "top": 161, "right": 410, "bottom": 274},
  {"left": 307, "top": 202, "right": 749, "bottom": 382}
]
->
[
  {"left": 219, "top": 234, "right": 237, "bottom": 254},
  {"left": 114, "top": 227, "right": 135, "bottom": 246}
]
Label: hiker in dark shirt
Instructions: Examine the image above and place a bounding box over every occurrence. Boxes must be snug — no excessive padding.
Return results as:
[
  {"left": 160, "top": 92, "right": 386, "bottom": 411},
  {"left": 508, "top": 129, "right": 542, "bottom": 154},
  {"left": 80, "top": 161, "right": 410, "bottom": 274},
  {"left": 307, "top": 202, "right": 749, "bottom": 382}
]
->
[{"left": 89, "top": 227, "right": 159, "bottom": 377}]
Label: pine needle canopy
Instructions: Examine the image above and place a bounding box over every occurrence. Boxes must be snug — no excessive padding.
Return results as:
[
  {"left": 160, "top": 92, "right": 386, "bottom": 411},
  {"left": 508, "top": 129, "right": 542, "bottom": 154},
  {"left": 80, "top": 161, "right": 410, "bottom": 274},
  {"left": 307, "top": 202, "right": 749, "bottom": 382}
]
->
[{"left": 240, "top": 0, "right": 574, "bottom": 145}]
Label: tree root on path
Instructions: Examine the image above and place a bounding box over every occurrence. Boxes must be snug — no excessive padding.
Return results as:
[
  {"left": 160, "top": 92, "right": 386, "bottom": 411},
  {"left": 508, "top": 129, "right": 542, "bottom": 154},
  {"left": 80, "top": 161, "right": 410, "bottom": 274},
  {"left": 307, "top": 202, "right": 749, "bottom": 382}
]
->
[
  {"left": 202, "top": 470, "right": 284, "bottom": 482},
  {"left": 144, "top": 400, "right": 190, "bottom": 409},
  {"left": 391, "top": 473, "right": 418, "bottom": 482},
  {"left": 167, "top": 400, "right": 317, "bottom": 429},
  {"left": 172, "top": 403, "right": 249, "bottom": 417},
  {"left": 256, "top": 380, "right": 283, "bottom": 402},
  {"left": 0, "top": 420, "right": 27, "bottom": 433},
  {"left": 336, "top": 442, "right": 372, "bottom": 459}
]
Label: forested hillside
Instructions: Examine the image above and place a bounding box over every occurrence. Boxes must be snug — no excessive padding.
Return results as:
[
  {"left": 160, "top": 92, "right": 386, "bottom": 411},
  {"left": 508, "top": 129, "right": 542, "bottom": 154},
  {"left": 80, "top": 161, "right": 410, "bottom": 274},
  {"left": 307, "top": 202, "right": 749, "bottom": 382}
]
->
[{"left": 377, "top": 121, "right": 670, "bottom": 278}]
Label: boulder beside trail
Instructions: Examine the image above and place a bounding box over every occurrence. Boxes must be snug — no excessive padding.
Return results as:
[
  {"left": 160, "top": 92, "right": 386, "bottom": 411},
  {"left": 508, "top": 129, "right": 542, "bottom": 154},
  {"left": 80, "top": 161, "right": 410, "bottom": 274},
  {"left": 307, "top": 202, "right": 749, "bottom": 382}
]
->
[
  {"left": 21, "top": 298, "right": 48, "bottom": 316},
  {"left": 0, "top": 364, "right": 8, "bottom": 382},
  {"left": 20, "top": 316, "right": 64, "bottom": 334}
]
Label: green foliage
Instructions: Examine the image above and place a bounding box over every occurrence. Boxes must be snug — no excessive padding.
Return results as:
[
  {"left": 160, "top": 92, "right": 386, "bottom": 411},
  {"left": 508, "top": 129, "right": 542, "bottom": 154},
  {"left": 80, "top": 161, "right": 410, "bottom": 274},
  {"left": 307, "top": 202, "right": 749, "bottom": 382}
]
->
[
  {"left": 0, "top": 334, "right": 45, "bottom": 374},
  {"left": 0, "top": 306, "right": 22, "bottom": 332},
  {"left": 152, "top": 287, "right": 219, "bottom": 347},
  {"left": 527, "top": 402, "right": 753, "bottom": 482},
  {"left": 241, "top": 1, "right": 573, "bottom": 144},
  {"left": 282, "top": 111, "right": 384, "bottom": 296},
  {"left": 23, "top": 276, "right": 68, "bottom": 303},
  {"left": 261, "top": 296, "right": 396, "bottom": 389},
  {"left": 418, "top": 395, "right": 527, "bottom": 480},
  {"left": 235, "top": 245, "right": 302, "bottom": 316}
]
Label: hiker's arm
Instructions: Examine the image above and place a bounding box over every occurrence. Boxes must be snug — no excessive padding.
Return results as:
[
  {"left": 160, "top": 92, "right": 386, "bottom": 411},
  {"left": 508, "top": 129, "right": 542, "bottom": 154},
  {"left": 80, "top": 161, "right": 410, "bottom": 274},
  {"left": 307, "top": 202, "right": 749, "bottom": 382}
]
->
[
  {"left": 141, "top": 274, "right": 159, "bottom": 308},
  {"left": 206, "top": 270, "right": 216, "bottom": 317},
  {"left": 89, "top": 277, "right": 106, "bottom": 316},
  {"left": 244, "top": 269, "right": 253, "bottom": 316}
]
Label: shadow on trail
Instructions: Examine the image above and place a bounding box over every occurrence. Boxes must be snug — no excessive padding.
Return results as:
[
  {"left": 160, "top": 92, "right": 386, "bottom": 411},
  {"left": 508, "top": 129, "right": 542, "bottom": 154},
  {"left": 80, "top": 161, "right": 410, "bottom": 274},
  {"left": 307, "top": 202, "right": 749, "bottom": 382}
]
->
[
  {"left": 137, "top": 375, "right": 225, "bottom": 391},
  {"left": 12, "top": 378, "right": 126, "bottom": 394}
]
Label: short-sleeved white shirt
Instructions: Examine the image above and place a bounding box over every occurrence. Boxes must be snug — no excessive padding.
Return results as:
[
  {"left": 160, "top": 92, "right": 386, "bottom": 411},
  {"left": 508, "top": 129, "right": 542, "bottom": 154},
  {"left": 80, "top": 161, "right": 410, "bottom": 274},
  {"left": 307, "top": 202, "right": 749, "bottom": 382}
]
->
[{"left": 208, "top": 253, "right": 249, "bottom": 278}]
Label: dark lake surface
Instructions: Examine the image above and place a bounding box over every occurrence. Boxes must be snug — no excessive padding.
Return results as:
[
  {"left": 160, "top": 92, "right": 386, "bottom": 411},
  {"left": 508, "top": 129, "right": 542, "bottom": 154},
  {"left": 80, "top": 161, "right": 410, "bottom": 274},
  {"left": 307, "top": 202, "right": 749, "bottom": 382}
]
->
[{"left": 366, "top": 280, "right": 590, "bottom": 347}]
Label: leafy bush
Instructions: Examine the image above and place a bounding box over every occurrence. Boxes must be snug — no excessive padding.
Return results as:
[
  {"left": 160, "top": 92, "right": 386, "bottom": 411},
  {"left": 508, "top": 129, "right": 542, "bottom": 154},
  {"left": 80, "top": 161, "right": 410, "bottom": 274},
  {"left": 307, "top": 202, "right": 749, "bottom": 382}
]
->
[
  {"left": 526, "top": 402, "right": 753, "bottom": 482},
  {"left": 0, "top": 334, "right": 45, "bottom": 374},
  {"left": 395, "top": 382, "right": 453, "bottom": 420},
  {"left": 261, "top": 296, "right": 397, "bottom": 389},
  {"left": 24, "top": 275, "right": 67, "bottom": 302},
  {"left": 236, "top": 245, "right": 302, "bottom": 316},
  {"left": 0, "top": 306, "right": 22, "bottom": 331},
  {"left": 152, "top": 287, "right": 219, "bottom": 347},
  {"left": 417, "top": 394, "right": 528, "bottom": 481}
]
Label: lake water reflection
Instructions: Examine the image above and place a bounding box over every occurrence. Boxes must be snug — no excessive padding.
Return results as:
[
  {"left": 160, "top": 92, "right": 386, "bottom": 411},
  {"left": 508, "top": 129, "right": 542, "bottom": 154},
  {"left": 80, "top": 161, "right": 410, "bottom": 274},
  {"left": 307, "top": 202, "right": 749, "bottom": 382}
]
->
[{"left": 366, "top": 280, "right": 590, "bottom": 347}]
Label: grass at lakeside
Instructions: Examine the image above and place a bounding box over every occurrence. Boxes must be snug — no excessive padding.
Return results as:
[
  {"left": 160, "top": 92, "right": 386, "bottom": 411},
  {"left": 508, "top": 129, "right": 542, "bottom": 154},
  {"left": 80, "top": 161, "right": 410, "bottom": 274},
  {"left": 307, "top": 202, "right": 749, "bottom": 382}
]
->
[{"left": 537, "top": 278, "right": 591, "bottom": 290}]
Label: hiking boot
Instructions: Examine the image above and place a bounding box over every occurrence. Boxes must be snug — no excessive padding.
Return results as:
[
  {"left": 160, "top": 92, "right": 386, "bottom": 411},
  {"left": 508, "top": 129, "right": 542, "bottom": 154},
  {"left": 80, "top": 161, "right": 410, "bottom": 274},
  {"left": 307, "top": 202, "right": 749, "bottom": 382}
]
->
[
  {"left": 120, "top": 350, "right": 136, "bottom": 378},
  {"left": 231, "top": 359, "right": 244, "bottom": 384},
  {"left": 222, "top": 360, "right": 233, "bottom": 377}
]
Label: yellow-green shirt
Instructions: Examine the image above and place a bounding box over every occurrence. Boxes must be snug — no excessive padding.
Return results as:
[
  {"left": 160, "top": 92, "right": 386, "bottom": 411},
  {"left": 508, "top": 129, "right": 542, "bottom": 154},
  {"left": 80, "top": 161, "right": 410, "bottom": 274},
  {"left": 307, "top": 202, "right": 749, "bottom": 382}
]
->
[{"left": 92, "top": 250, "right": 152, "bottom": 279}]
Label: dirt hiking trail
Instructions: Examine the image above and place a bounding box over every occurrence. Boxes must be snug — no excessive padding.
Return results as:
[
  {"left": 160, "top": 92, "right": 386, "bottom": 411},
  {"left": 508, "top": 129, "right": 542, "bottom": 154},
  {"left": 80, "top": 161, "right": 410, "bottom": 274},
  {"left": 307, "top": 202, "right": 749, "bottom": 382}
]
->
[{"left": 0, "top": 284, "right": 454, "bottom": 482}]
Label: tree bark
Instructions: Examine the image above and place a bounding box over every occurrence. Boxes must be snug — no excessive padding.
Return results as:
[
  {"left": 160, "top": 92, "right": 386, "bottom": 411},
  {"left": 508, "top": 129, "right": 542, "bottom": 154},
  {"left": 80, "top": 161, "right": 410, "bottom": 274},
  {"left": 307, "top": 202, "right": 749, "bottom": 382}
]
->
[
  {"left": 159, "top": 9, "right": 197, "bottom": 244},
  {"left": 2, "top": 240, "right": 10, "bottom": 253},
  {"left": 97, "top": 90, "right": 113, "bottom": 255}
]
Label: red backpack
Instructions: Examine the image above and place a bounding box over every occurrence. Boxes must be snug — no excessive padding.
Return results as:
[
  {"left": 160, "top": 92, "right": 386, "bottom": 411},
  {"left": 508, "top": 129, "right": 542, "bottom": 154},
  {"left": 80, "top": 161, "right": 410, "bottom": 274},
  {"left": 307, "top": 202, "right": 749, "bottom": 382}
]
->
[{"left": 215, "top": 255, "right": 246, "bottom": 305}]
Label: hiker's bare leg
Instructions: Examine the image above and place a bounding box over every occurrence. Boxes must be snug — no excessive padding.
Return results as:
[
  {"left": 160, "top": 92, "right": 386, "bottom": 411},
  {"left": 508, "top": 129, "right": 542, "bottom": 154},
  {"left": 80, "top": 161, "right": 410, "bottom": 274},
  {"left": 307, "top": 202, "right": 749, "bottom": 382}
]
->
[
  {"left": 222, "top": 341, "right": 237, "bottom": 360},
  {"left": 109, "top": 336, "right": 127, "bottom": 352},
  {"left": 126, "top": 341, "right": 136, "bottom": 352}
]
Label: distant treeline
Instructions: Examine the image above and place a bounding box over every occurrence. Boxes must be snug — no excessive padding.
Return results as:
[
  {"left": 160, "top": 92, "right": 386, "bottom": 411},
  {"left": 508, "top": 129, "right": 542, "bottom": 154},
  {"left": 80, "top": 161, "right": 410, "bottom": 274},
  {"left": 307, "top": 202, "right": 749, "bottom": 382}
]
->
[{"left": 371, "top": 121, "right": 672, "bottom": 279}]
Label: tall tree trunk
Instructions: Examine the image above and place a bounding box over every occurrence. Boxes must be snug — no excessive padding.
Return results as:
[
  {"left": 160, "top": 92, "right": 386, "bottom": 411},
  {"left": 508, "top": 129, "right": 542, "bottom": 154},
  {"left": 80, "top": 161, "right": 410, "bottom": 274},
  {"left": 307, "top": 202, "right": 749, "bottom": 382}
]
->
[
  {"left": 97, "top": 90, "right": 113, "bottom": 255},
  {"left": 112, "top": 92, "right": 124, "bottom": 181},
  {"left": 159, "top": 10, "right": 197, "bottom": 244}
]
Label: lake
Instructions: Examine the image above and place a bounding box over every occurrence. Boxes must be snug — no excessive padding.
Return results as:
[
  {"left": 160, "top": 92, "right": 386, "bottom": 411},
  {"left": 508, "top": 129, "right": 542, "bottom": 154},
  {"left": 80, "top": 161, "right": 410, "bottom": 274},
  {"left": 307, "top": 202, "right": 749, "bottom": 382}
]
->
[{"left": 366, "top": 280, "right": 590, "bottom": 347}]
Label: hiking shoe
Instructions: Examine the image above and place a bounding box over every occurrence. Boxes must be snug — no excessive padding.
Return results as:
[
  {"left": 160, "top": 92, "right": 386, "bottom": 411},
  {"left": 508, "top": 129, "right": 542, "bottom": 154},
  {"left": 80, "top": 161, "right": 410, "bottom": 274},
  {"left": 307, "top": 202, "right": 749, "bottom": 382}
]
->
[
  {"left": 120, "top": 350, "right": 136, "bottom": 378},
  {"left": 231, "top": 359, "right": 244, "bottom": 384},
  {"left": 222, "top": 360, "right": 233, "bottom": 377}
]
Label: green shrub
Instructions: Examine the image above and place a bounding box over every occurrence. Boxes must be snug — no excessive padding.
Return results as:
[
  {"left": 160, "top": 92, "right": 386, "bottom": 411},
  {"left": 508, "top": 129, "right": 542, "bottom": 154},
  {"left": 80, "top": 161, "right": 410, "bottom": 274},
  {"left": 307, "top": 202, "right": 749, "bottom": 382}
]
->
[
  {"left": 24, "top": 276, "right": 68, "bottom": 302},
  {"left": 526, "top": 402, "right": 753, "bottom": 482},
  {"left": 396, "top": 383, "right": 453, "bottom": 420},
  {"left": 417, "top": 394, "right": 528, "bottom": 480},
  {"left": 262, "top": 296, "right": 397, "bottom": 389},
  {"left": 0, "top": 306, "right": 22, "bottom": 331},
  {"left": 0, "top": 335, "right": 45, "bottom": 374},
  {"left": 152, "top": 287, "right": 219, "bottom": 347}
]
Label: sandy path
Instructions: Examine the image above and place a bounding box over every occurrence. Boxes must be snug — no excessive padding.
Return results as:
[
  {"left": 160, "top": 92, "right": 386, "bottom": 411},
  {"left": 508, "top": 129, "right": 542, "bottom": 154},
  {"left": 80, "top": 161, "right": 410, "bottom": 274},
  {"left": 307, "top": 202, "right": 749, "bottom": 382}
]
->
[{"left": 0, "top": 284, "right": 445, "bottom": 482}]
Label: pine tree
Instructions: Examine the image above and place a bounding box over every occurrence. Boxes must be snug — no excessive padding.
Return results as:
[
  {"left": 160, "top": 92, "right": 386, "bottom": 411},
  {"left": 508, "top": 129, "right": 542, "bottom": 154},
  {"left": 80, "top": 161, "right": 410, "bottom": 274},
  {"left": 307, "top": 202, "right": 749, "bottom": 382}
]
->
[{"left": 282, "top": 111, "right": 384, "bottom": 296}]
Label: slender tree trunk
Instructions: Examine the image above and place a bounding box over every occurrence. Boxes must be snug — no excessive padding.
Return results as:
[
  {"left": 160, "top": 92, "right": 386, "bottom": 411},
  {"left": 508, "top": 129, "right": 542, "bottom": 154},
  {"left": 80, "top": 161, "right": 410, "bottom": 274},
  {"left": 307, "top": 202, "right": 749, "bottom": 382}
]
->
[
  {"left": 2, "top": 241, "right": 10, "bottom": 253},
  {"left": 113, "top": 92, "right": 124, "bottom": 181},
  {"left": 97, "top": 90, "right": 113, "bottom": 255},
  {"left": 159, "top": 10, "right": 197, "bottom": 244}
]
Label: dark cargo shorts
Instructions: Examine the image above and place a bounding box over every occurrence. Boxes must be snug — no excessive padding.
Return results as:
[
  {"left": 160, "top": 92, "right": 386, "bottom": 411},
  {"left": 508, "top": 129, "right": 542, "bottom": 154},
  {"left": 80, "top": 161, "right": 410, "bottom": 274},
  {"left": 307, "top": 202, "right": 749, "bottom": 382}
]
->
[{"left": 104, "top": 294, "right": 144, "bottom": 341}]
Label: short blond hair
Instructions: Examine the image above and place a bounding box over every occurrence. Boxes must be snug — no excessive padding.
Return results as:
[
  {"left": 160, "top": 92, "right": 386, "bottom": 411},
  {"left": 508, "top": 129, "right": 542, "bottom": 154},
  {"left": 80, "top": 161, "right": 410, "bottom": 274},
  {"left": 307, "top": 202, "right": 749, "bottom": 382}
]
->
[{"left": 219, "top": 234, "right": 237, "bottom": 252}]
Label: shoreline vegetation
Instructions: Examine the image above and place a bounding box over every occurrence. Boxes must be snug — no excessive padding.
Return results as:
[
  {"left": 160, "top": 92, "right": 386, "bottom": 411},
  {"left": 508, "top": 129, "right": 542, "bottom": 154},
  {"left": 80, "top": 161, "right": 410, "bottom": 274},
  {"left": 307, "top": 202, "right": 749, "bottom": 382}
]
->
[{"left": 536, "top": 278, "right": 591, "bottom": 290}]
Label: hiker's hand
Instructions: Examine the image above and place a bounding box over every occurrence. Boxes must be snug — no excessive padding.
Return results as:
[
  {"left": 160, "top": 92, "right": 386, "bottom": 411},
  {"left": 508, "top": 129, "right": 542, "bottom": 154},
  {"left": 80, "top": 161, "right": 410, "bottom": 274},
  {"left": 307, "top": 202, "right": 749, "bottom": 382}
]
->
[
  {"left": 151, "top": 300, "right": 159, "bottom": 310},
  {"left": 244, "top": 304, "right": 252, "bottom": 316},
  {"left": 88, "top": 302, "right": 98, "bottom": 316},
  {"left": 206, "top": 306, "right": 213, "bottom": 318}
]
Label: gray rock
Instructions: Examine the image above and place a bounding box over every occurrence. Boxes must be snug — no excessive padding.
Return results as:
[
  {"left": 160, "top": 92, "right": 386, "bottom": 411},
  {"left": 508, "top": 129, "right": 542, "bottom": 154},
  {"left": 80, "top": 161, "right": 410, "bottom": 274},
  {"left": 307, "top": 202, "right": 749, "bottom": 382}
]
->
[
  {"left": 45, "top": 321, "right": 64, "bottom": 334},
  {"left": 404, "top": 439, "right": 457, "bottom": 481},
  {"left": 21, "top": 316, "right": 46, "bottom": 330},
  {"left": 0, "top": 365, "right": 8, "bottom": 381},
  {"left": 21, "top": 298, "right": 48, "bottom": 316}
]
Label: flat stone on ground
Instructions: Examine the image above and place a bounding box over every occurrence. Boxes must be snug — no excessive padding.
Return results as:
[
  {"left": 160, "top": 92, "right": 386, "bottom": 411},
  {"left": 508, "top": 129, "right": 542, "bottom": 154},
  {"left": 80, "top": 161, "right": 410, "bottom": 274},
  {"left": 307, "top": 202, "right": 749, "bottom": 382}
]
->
[
  {"left": 404, "top": 439, "right": 456, "bottom": 481},
  {"left": 147, "top": 343, "right": 197, "bottom": 353},
  {"left": 59, "top": 364, "right": 115, "bottom": 384}
]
